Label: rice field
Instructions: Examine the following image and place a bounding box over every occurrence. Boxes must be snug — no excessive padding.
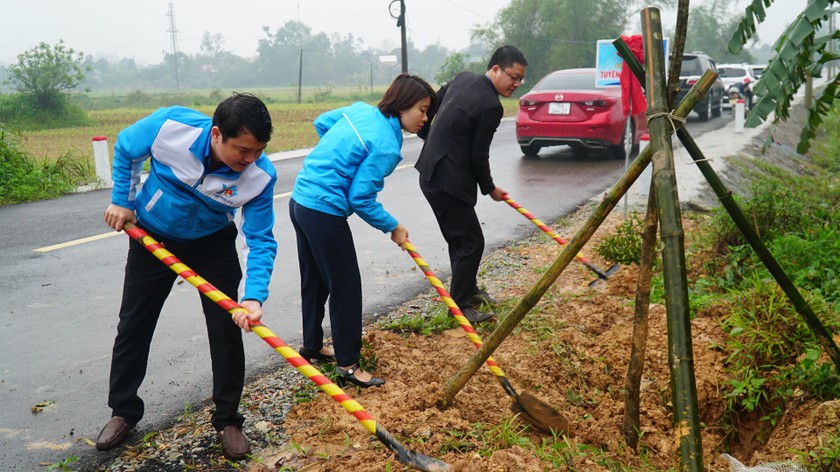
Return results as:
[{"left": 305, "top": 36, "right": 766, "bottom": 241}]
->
[{"left": 19, "top": 90, "right": 519, "bottom": 163}]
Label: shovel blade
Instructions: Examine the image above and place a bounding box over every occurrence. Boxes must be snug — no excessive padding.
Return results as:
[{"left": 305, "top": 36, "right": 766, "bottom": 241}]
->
[
  {"left": 587, "top": 263, "right": 621, "bottom": 288},
  {"left": 511, "top": 392, "right": 572, "bottom": 436},
  {"left": 377, "top": 425, "right": 451, "bottom": 471}
]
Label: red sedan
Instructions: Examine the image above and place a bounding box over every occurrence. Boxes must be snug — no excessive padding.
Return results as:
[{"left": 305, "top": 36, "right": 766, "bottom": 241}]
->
[{"left": 515, "top": 68, "right": 647, "bottom": 159}]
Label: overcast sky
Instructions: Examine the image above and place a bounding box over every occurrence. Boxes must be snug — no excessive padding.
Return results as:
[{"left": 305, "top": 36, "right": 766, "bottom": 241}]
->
[{"left": 1, "top": 0, "right": 805, "bottom": 66}]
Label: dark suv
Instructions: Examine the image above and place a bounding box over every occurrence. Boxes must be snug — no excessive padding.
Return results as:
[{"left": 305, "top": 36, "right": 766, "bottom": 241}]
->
[{"left": 675, "top": 52, "right": 724, "bottom": 121}]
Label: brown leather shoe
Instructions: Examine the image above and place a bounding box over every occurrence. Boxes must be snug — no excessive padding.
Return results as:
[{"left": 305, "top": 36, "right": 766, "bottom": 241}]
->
[
  {"left": 95, "top": 416, "right": 134, "bottom": 450},
  {"left": 218, "top": 425, "right": 250, "bottom": 460}
]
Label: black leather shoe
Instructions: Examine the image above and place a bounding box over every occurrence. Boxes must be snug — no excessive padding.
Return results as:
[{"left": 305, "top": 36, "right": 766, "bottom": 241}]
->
[
  {"left": 336, "top": 365, "right": 385, "bottom": 388},
  {"left": 462, "top": 306, "right": 496, "bottom": 324},
  {"left": 218, "top": 425, "right": 250, "bottom": 460},
  {"left": 95, "top": 416, "right": 134, "bottom": 451},
  {"left": 299, "top": 346, "right": 336, "bottom": 363}
]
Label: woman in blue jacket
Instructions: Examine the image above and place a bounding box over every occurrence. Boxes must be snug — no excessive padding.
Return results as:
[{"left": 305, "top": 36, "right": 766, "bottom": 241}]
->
[{"left": 290, "top": 74, "right": 435, "bottom": 387}]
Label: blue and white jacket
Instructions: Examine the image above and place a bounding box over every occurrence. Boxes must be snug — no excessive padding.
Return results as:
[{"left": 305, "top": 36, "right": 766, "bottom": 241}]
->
[
  {"left": 291, "top": 102, "right": 402, "bottom": 232},
  {"left": 110, "top": 106, "right": 278, "bottom": 303}
]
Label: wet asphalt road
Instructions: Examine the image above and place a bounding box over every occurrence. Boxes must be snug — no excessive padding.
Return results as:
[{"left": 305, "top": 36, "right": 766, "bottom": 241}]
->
[{"left": 0, "top": 114, "right": 729, "bottom": 469}]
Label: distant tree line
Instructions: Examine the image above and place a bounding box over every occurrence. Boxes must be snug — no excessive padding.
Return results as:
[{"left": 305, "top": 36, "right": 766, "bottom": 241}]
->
[
  {"left": 76, "top": 21, "right": 485, "bottom": 92},
  {"left": 0, "top": 1, "right": 762, "bottom": 100}
]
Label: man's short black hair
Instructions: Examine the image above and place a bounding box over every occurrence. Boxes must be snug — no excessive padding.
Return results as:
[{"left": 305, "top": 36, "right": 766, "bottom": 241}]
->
[
  {"left": 212, "top": 92, "right": 273, "bottom": 144},
  {"left": 486, "top": 45, "right": 528, "bottom": 71}
]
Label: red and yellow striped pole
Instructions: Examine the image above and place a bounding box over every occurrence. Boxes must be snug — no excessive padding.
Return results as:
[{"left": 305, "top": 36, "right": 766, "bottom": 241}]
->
[
  {"left": 404, "top": 240, "right": 571, "bottom": 435},
  {"left": 404, "top": 241, "right": 512, "bottom": 394},
  {"left": 503, "top": 196, "right": 613, "bottom": 280},
  {"left": 121, "top": 223, "right": 448, "bottom": 472}
]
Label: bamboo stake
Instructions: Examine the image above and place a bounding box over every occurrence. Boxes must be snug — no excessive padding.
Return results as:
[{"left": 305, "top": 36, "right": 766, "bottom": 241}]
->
[
  {"left": 623, "top": 184, "right": 658, "bottom": 451},
  {"left": 667, "top": 0, "right": 691, "bottom": 105},
  {"left": 615, "top": 39, "right": 840, "bottom": 373},
  {"left": 641, "top": 8, "right": 704, "bottom": 470},
  {"left": 442, "top": 70, "right": 719, "bottom": 405}
]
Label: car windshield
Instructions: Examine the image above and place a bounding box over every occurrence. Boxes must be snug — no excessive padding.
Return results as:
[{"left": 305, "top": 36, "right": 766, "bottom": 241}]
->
[
  {"left": 719, "top": 67, "right": 747, "bottom": 78},
  {"left": 533, "top": 72, "right": 596, "bottom": 91},
  {"left": 680, "top": 57, "right": 704, "bottom": 76}
]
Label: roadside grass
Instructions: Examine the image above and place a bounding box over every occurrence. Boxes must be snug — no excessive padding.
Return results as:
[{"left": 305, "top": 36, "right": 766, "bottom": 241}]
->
[
  {"left": 439, "top": 419, "right": 659, "bottom": 470},
  {"left": 575, "top": 107, "right": 840, "bottom": 468},
  {"left": 377, "top": 302, "right": 459, "bottom": 336},
  {"left": 794, "top": 425, "right": 840, "bottom": 470},
  {"left": 44, "top": 455, "right": 79, "bottom": 471},
  {"left": 0, "top": 127, "right": 94, "bottom": 205},
  {"left": 679, "top": 118, "right": 838, "bottom": 465}
]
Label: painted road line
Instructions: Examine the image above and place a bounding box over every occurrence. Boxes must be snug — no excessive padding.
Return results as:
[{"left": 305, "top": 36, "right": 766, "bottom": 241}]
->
[
  {"left": 33, "top": 231, "right": 122, "bottom": 253},
  {"left": 33, "top": 164, "right": 413, "bottom": 253}
]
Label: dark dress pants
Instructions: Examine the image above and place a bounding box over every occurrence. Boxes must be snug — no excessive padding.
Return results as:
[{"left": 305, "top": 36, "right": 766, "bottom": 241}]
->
[
  {"left": 107, "top": 223, "right": 245, "bottom": 431},
  {"left": 419, "top": 178, "right": 484, "bottom": 308},
  {"left": 289, "top": 198, "right": 363, "bottom": 368}
]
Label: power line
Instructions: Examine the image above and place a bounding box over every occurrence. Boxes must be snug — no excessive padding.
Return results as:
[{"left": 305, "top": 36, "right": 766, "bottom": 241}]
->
[
  {"left": 166, "top": 3, "right": 180, "bottom": 89},
  {"left": 443, "top": 0, "right": 489, "bottom": 19}
]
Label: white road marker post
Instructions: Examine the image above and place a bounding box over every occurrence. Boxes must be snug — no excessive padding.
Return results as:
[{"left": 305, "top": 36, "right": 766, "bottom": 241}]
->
[
  {"left": 734, "top": 99, "right": 745, "bottom": 134},
  {"left": 636, "top": 133, "right": 651, "bottom": 196},
  {"left": 92, "top": 135, "right": 113, "bottom": 187}
]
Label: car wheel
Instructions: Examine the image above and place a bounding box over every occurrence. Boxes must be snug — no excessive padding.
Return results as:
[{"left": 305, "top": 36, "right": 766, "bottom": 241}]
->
[
  {"left": 569, "top": 143, "right": 587, "bottom": 157},
  {"left": 699, "top": 98, "right": 712, "bottom": 121},
  {"left": 712, "top": 96, "right": 722, "bottom": 117},
  {"left": 520, "top": 144, "right": 541, "bottom": 157},
  {"left": 610, "top": 118, "right": 634, "bottom": 160}
]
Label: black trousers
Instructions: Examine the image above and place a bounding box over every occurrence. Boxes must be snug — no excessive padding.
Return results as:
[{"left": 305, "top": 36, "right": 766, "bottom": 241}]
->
[
  {"left": 419, "top": 178, "right": 484, "bottom": 308},
  {"left": 107, "top": 223, "right": 245, "bottom": 431},
  {"left": 289, "top": 199, "right": 363, "bottom": 367}
]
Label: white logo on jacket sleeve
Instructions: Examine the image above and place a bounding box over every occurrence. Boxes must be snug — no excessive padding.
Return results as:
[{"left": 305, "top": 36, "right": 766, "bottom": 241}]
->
[{"left": 151, "top": 120, "right": 204, "bottom": 186}]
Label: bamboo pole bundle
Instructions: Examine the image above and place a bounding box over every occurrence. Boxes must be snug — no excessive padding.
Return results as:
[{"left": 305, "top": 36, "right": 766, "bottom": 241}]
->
[{"left": 441, "top": 68, "right": 720, "bottom": 407}]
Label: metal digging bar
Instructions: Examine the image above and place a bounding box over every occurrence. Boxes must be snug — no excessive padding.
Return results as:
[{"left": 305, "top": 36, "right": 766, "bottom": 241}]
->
[
  {"left": 121, "top": 222, "right": 450, "bottom": 472},
  {"left": 503, "top": 195, "right": 620, "bottom": 287},
  {"left": 613, "top": 37, "right": 840, "bottom": 372},
  {"left": 403, "top": 240, "right": 571, "bottom": 435}
]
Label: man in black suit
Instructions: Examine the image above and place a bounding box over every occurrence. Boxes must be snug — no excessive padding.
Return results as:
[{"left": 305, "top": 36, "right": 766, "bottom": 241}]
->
[{"left": 415, "top": 45, "right": 527, "bottom": 323}]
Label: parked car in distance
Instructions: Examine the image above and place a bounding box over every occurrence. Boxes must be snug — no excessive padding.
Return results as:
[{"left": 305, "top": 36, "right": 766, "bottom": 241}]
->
[
  {"left": 751, "top": 64, "right": 765, "bottom": 79},
  {"left": 675, "top": 52, "right": 724, "bottom": 121},
  {"left": 718, "top": 63, "right": 756, "bottom": 108},
  {"left": 515, "top": 68, "right": 648, "bottom": 159}
]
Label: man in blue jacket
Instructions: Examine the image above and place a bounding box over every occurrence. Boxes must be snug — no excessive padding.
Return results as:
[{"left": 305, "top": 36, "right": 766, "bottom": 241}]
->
[{"left": 96, "top": 93, "right": 277, "bottom": 460}]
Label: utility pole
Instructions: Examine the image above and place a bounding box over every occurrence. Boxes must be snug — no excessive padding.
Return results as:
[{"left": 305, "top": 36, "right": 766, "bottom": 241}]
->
[
  {"left": 830, "top": 12, "right": 836, "bottom": 80},
  {"left": 297, "top": 49, "right": 303, "bottom": 104},
  {"left": 166, "top": 3, "right": 180, "bottom": 89},
  {"left": 389, "top": 0, "right": 408, "bottom": 73}
]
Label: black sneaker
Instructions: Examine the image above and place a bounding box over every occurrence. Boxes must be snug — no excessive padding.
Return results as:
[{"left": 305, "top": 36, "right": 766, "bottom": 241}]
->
[
  {"left": 462, "top": 306, "right": 496, "bottom": 324},
  {"left": 470, "top": 289, "right": 497, "bottom": 308}
]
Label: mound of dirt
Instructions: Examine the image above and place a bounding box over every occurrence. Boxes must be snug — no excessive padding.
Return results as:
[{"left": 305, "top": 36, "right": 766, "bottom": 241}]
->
[{"left": 257, "top": 207, "right": 834, "bottom": 471}]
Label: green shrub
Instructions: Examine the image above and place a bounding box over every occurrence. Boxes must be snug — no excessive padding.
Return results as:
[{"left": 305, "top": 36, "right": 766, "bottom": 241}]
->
[
  {"left": 812, "top": 107, "right": 840, "bottom": 175},
  {"left": 595, "top": 212, "right": 649, "bottom": 265},
  {"left": 711, "top": 163, "right": 834, "bottom": 252},
  {"left": 0, "top": 93, "right": 89, "bottom": 130},
  {"left": 764, "top": 228, "right": 840, "bottom": 303}
]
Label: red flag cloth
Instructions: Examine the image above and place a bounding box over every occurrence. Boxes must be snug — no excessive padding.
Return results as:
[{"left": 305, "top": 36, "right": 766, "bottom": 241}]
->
[{"left": 620, "top": 35, "right": 647, "bottom": 117}]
